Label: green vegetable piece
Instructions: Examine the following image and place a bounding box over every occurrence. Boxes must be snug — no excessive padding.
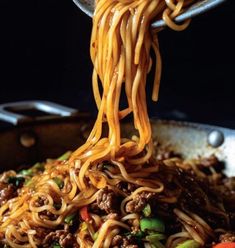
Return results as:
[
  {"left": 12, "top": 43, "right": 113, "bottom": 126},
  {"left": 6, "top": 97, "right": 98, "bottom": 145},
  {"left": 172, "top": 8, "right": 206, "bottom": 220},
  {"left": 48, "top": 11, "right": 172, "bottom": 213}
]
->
[
  {"left": 140, "top": 218, "right": 165, "bottom": 233},
  {"left": 176, "top": 240, "right": 200, "bottom": 248},
  {"left": 80, "top": 222, "right": 88, "bottom": 231},
  {"left": 64, "top": 213, "right": 76, "bottom": 225},
  {"left": 8, "top": 176, "right": 25, "bottom": 187},
  {"left": 24, "top": 178, "right": 32, "bottom": 186},
  {"left": 143, "top": 204, "right": 151, "bottom": 217},
  {"left": 146, "top": 233, "right": 166, "bottom": 243},
  {"left": 52, "top": 243, "right": 61, "bottom": 248},
  {"left": 58, "top": 151, "right": 72, "bottom": 161},
  {"left": 19, "top": 169, "right": 33, "bottom": 176},
  {"left": 149, "top": 240, "right": 165, "bottom": 248},
  {"left": 53, "top": 177, "right": 64, "bottom": 189},
  {"left": 33, "top": 162, "right": 45, "bottom": 171},
  {"left": 134, "top": 231, "right": 145, "bottom": 238},
  {"left": 92, "top": 231, "right": 99, "bottom": 241}
]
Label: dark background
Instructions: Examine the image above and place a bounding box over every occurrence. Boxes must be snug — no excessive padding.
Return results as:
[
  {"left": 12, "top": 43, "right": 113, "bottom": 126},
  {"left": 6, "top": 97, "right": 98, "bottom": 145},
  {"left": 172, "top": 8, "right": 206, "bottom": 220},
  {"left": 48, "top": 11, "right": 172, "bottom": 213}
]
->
[{"left": 0, "top": 0, "right": 234, "bottom": 127}]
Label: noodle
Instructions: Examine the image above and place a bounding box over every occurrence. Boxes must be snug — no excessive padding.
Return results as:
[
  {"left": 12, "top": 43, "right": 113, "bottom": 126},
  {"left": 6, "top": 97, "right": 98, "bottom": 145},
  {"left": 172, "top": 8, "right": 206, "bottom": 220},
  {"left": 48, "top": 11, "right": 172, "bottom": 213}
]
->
[{"left": 0, "top": 0, "right": 233, "bottom": 248}]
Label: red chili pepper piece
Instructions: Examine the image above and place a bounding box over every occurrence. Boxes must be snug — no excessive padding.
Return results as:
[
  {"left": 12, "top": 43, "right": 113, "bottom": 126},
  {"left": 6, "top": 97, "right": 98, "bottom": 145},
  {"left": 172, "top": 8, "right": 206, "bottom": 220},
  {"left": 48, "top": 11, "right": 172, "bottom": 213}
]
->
[
  {"left": 80, "top": 206, "right": 90, "bottom": 222},
  {"left": 213, "top": 243, "right": 235, "bottom": 248}
]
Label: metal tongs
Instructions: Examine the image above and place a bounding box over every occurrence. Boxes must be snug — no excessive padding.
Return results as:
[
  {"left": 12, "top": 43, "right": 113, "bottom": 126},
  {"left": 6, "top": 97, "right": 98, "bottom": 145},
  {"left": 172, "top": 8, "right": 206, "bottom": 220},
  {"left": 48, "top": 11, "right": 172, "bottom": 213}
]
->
[{"left": 73, "top": 0, "right": 226, "bottom": 28}]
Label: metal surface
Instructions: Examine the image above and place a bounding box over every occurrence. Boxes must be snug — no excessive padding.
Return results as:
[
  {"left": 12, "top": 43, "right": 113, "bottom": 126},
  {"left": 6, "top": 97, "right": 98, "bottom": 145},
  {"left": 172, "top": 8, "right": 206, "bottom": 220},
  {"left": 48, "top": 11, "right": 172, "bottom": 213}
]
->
[
  {"left": 0, "top": 101, "right": 235, "bottom": 176},
  {"left": 150, "top": 121, "right": 235, "bottom": 176},
  {"left": 207, "top": 130, "right": 224, "bottom": 147},
  {"left": 0, "top": 101, "right": 78, "bottom": 125},
  {"left": 73, "top": 0, "right": 226, "bottom": 28}
]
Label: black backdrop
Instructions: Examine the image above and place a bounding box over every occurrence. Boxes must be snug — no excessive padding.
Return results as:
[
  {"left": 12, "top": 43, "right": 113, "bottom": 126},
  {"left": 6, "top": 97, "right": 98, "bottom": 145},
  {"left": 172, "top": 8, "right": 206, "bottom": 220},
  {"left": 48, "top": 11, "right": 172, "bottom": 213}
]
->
[{"left": 0, "top": 0, "right": 234, "bottom": 126}]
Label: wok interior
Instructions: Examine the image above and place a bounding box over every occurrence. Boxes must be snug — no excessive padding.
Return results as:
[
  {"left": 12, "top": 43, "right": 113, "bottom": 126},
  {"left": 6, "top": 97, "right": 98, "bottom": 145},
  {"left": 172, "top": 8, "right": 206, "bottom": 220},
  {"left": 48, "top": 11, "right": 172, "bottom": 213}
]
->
[
  {"left": 0, "top": 120, "right": 235, "bottom": 176},
  {"left": 123, "top": 120, "right": 235, "bottom": 176}
]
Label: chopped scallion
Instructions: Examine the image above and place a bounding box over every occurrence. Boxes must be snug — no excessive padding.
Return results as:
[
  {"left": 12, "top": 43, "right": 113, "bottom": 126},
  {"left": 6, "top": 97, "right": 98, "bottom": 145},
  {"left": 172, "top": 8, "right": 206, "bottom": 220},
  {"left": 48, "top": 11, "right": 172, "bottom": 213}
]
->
[
  {"left": 53, "top": 177, "right": 64, "bottom": 189},
  {"left": 176, "top": 240, "right": 200, "bottom": 248},
  {"left": 140, "top": 218, "right": 165, "bottom": 233},
  {"left": 143, "top": 204, "right": 151, "bottom": 217},
  {"left": 52, "top": 243, "right": 61, "bottom": 248},
  {"left": 92, "top": 231, "right": 99, "bottom": 241},
  {"left": 24, "top": 178, "right": 32, "bottom": 186},
  {"left": 19, "top": 169, "right": 33, "bottom": 176},
  {"left": 64, "top": 213, "right": 76, "bottom": 225},
  {"left": 146, "top": 233, "right": 166, "bottom": 242},
  {"left": 33, "top": 162, "right": 45, "bottom": 171},
  {"left": 57, "top": 151, "right": 72, "bottom": 161}
]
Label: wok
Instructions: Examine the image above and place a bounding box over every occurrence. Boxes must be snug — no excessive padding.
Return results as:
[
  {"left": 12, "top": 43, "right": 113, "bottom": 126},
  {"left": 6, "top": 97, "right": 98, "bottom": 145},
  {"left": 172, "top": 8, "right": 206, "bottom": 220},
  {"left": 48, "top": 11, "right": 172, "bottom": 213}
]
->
[{"left": 0, "top": 101, "right": 234, "bottom": 176}]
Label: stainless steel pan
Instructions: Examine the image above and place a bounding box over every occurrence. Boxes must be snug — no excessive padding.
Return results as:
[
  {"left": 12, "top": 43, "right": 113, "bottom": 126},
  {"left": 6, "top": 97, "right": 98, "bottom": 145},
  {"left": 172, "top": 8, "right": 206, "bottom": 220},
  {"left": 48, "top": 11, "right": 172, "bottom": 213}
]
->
[{"left": 0, "top": 101, "right": 234, "bottom": 176}]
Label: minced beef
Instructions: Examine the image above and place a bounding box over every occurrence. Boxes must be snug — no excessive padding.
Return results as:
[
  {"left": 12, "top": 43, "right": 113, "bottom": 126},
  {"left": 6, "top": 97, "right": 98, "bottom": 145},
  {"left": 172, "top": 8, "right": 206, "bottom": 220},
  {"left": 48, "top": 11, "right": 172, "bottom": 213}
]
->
[
  {"left": 111, "top": 235, "right": 138, "bottom": 248},
  {"left": 43, "top": 230, "right": 78, "bottom": 248},
  {"left": 112, "top": 235, "right": 124, "bottom": 246},
  {"left": 97, "top": 187, "right": 119, "bottom": 213},
  {"left": 34, "top": 227, "right": 49, "bottom": 240},
  {"left": 34, "top": 196, "right": 49, "bottom": 207},
  {"left": 219, "top": 232, "right": 235, "bottom": 242},
  {"left": 116, "top": 182, "right": 138, "bottom": 194},
  {"left": 40, "top": 210, "right": 57, "bottom": 221},
  {"left": 198, "top": 154, "right": 220, "bottom": 169},
  {"left": 125, "top": 192, "right": 155, "bottom": 213},
  {"left": 0, "top": 182, "right": 16, "bottom": 206},
  {"left": 105, "top": 213, "right": 119, "bottom": 220}
]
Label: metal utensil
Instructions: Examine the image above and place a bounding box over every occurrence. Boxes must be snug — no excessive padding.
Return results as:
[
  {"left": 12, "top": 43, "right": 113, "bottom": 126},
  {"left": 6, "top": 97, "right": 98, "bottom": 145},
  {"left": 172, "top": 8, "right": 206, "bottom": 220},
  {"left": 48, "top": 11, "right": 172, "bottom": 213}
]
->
[{"left": 73, "top": 0, "right": 226, "bottom": 28}]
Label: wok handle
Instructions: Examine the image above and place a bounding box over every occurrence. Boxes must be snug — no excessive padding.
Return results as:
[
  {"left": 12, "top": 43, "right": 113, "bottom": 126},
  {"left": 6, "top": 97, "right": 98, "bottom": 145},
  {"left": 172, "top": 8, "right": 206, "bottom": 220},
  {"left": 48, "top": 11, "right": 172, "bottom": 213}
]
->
[{"left": 0, "top": 101, "right": 78, "bottom": 125}]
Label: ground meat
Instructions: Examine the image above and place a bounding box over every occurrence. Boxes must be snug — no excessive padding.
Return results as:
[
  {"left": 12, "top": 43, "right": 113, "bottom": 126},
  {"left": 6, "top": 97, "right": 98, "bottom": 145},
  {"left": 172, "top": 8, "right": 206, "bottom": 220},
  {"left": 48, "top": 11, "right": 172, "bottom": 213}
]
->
[
  {"left": 34, "top": 196, "right": 49, "bottom": 207},
  {"left": 116, "top": 182, "right": 138, "bottom": 195},
  {"left": 40, "top": 210, "right": 57, "bottom": 221},
  {"left": 97, "top": 187, "right": 118, "bottom": 213},
  {"left": 105, "top": 213, "right": 119, "bottom": 220},
  {"left": 34, "top": 195, "right": 59, "bottom": 221},
  {"left": 43, "top": 230, "right": 78, "bottom": 248},
  {"left": 125, "top": 192, "right": 155, "bottom": 213},
  {"left": 112, "top": 235, "right": 123, "bottom": 246},
  {"left": 34, "top": 227, "right": 50, "bottom": 240},
  {"left": 126, "top": 218, "right": 140, "bottom": 232},
  {"left": 199, "top": 155, "right": 219, "bottom": 167},
  {"left": 219, "top": 232, "right": 235, "bottom": 242},
  {"left": 0, "top": 182, "right": 16, "bottom": 206},
  {"left": 111, "top": 235, "right": 138, "bottom": 248}
]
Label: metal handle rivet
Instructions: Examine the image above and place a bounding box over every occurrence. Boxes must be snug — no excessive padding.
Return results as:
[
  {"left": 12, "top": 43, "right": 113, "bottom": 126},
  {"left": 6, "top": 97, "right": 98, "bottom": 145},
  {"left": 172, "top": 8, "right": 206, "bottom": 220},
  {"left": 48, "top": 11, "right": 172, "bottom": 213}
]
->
[
  {"left": 207, "top": 130, "right": 224, "bottom": 148},
  {"left": 20, "top": 133, "right": 36, "bottom": 148}
]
